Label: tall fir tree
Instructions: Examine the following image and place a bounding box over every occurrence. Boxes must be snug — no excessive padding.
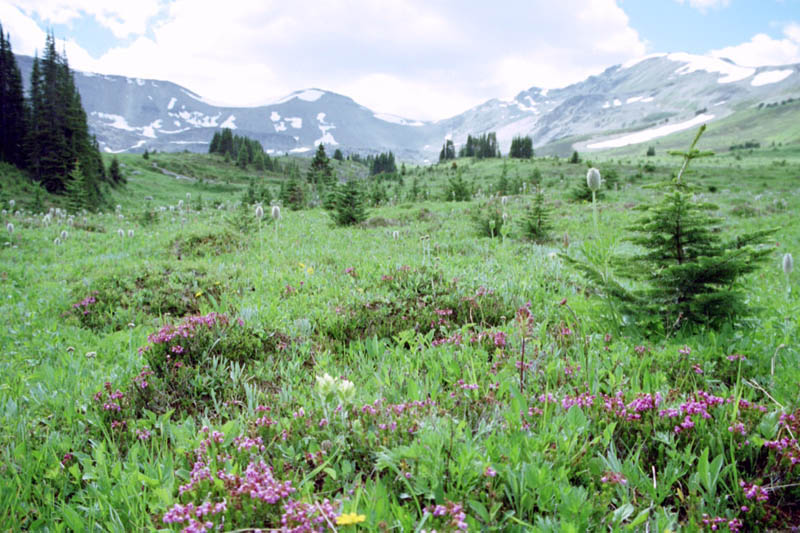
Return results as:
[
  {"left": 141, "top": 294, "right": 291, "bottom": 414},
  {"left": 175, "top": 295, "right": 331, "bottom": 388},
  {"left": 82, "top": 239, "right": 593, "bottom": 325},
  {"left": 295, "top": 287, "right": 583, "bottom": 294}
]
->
[
  {"left": 0, "top": 25, "right": 27, "bottom": 167},
  {"left": 24, "top": 31, "right": 105, "bottom": 196}
]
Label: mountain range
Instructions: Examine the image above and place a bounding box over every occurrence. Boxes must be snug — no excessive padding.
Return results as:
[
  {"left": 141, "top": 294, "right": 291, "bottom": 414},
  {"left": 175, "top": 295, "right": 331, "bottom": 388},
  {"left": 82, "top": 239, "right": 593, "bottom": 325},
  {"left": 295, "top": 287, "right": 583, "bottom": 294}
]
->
[{"left": 15, "top": 53, "right": 800, "bottom": 161}]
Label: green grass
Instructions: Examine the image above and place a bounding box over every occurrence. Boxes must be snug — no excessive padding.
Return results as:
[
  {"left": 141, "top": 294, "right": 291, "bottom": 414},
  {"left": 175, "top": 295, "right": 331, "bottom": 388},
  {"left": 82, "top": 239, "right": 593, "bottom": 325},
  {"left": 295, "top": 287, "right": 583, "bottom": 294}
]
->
[{"left": 1, "top": 139, "right": 799, "bottom": 531}]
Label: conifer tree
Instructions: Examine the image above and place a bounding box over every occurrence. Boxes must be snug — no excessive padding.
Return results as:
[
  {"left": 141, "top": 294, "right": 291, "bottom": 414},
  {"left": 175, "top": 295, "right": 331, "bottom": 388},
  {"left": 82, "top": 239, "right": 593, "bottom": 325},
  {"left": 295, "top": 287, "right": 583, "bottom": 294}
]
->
[
  {"left": 333, "top": 148, "right": 344, "bottom": 161},
  {"left": 65, "top": 161, "right": 93, "bottom": 212},
  {"left": 309, "top": 143, "right": 333, "bottom": 184},
  {"left": 108, "top": 156, "right": 124, "bottom": 185},
  {"left": 0, "top": 26, "right": 27, "bottom": 167},
  {"left": 332, "top": 179, "right": 368, "bottom": 226},
  {"left": 520, "top": 186, "right": 552, "bottom": 243}
]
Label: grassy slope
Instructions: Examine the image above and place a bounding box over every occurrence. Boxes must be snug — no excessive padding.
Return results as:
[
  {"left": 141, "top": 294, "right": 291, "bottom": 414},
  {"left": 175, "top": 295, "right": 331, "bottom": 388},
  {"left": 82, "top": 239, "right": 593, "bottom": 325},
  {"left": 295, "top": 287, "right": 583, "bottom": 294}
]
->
[{"left": 1, "top": 144, "right": 799, "bottom": 530}]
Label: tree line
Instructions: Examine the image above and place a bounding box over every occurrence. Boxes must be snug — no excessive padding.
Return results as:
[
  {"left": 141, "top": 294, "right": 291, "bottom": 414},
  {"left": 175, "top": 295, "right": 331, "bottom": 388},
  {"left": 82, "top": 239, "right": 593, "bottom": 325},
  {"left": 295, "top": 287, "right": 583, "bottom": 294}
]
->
[
  {"left": 0, "top": 25, "right": 116, "bottom": 209},
  {"left": 439, "top": 133, "right": 534, "bottom": 162}
]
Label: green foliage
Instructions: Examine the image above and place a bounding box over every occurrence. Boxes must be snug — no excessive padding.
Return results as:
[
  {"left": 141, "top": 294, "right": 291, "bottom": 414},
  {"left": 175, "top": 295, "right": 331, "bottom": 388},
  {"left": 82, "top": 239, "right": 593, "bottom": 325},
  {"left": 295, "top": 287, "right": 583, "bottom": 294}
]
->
[
  {"left": 509, "top": 135, "right": 534, "bottom": 159},
  {"left": 646, "top": 146, "right": 656, "bottom": 157},
  {"left": 445, "top": 169, "right": 472, "bottom": 201},
  {"left": 520, "top": 187, "right": 553, "bottom": 243},
  {"left": 333, "top": 148, "right": 344, "bottom": 161},
  {"left": 369, "top": 151, "right": 397, "bottom": 176},
  {"left": 0, "top": 25, "right": 26, "bottom": 167},
  {"left": 439, "top": 139, "right": 456, "bottom": 161},
  {"left": 108, "top": 156, "right": 124, "bottom": 185},
  {"left": 570, "top": 150, "right": 581, "bottom": 164},
  {"left": 470, "top": 199, "right": 506, "bottom": 238},
  {"left": 280, "top": 174, "right": 307, "bottom": 210},
  {"left": 459, "top": 132, "right": 501, "bottom": 159},
  {"left": 332, "top": 179, "right": 368, "bottom": 226}
]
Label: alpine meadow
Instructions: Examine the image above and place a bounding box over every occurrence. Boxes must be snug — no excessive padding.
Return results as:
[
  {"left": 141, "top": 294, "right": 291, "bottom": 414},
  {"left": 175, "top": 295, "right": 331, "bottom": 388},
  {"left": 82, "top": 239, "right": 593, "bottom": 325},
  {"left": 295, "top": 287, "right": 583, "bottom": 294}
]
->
[{"left": 2, "top": 3, "right": 800, "bottom": 533}]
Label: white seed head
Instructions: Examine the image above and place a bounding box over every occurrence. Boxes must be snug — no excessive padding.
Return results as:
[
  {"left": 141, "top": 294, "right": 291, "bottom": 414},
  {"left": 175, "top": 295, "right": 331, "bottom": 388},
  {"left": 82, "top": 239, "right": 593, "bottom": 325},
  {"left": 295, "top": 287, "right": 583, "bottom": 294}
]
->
[
  {"left": 8, "top": 199, "right": 15, "bottom": 208},
  {"left": 501, "top": 196, "right": 508, "bottom": 205},
  {"left": 118, "top": 214, "right": 124, "bottom": 220},
  {"left": 6, "top": 222, "right": 13, "bottom": 234},
  {"left": 115, "top": 204, "right": 122, "bottom": 212},
  {"left": 783, "top": 253, "right": 793, "bottom": 275},
  {"left": 53, "top": 237, "right": 61, "bottom": 246},
  {"left": 186, "top": 192, "right": 191, "bottom": 199},
  {"left": 127, "top": 229, "right": 135, "bottom": 238},
  {"left": 392, "top": 230, "right": 399, "bottom": 240},
  {"left": 502, "top": 212, "right": 508, "bottom": 221},
  {"left": 117, "top": 228, "right": 125, "bottom": 238},
  {"left": 255, "top": 205, "right": 264, "bottom": 219},
  {"left": 271, "top": 205, "right": 281, "bottom": 221},
  {"left": 586, "top": 168, "right": 602, "bottom": 192},
  {"left": 178, "top": 200, "right": 184, "bottom": 208},
  {"left": 60, "top": 230, "right": 68, "bottom": 240}
]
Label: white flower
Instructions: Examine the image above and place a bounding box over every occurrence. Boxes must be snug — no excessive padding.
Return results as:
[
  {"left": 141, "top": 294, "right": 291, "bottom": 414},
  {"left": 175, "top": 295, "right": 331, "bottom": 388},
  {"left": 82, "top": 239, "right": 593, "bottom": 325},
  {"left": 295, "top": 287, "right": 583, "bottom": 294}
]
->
[
  {"left": 117, "top": 228, "right": 125, "bottom": 238},
  {"left": 53, "top": 237, "right": 61, "bottom": 246},
  {"left": 255, "top": 205, "right": 264, "bottom": 219},
  {"left": 392, "top": 230, "right": 399, "bottom": 240},
  {"left": 586, "top": 168, "right": 602, "bottom": 192},
  {"left": 8, "top": 199, "right": 15, "bottom": 208},
  {"left": 60, "top": 230, "right": 68, "bottom": 240},
  {"left": 128, "top": 229, "right": 135, "bottom": 238},
  {"left": 783, "top": 253, "right": 793, "bottom": 275},
  {"left": 315, "top": 373, "right": 336, "bottom": 397},
  {"left": 6, "top": 223, "right": 13, "bottom": 235},
  {"left": 271, "top": 205, "right": 281, "bottom": 221},
  {"left": 337, "top": 379, "right": 355, "bottom": 401}
]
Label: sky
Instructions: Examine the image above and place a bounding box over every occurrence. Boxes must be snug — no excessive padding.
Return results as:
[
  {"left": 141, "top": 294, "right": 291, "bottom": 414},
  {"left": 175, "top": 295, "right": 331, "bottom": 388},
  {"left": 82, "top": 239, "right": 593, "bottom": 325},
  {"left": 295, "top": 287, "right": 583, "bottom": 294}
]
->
[{"left": 1, "top": 0, "right": 799, "bottom": 120}]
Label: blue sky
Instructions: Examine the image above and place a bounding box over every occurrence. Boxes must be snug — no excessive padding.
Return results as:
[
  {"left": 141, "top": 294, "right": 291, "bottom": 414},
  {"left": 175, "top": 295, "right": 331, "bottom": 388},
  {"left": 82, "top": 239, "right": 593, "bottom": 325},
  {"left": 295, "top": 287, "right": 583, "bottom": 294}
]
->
[{"left": 1, "top": 0, "right": 798, "bottom": 120}]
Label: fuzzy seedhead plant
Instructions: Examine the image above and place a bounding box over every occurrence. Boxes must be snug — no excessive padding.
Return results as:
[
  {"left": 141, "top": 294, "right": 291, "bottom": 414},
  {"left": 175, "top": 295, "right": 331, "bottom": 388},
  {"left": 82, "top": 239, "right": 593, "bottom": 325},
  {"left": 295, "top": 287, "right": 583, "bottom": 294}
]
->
[
  {"left": 470, "top": 199, "right": 506, "bottom": 239},
  {"left": 586, "top": 167, "right": 601, "bottom": 236},
  {"left": 783, "top": 252, "right": 793, "bottom": 294}
]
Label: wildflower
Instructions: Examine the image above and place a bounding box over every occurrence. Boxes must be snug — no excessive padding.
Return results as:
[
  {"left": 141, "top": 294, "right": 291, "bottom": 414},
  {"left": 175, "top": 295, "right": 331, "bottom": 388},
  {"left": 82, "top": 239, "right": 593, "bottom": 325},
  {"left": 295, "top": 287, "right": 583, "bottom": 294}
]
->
[
  {"left": 127, "top": 229, "right": 134, "bottom": 238},
  {"left": 783, "top": 252, "right": 793, "bottom": 275},
  {"left": 53, "top": 237, "right": 61, "bottom": 246},
  {"left": 255, "top": 204, "right": 264, "bottom": 218},
  {"left": 484, "top": 466, "right": 497, "bottom": 477},
  {"left": 586, "top": 168, "right": 601, "bottom": 191},
  {"left": 117, "top": 228, "right": 125, "bottom": 238},
  {"left": 336, "top": 513, "right": 366, "bottom": 526},
  {"left": 6, "top": 222, "right": 12, "bottom": 235},
  {"left": 392, "top": 230, "right": 399, "bottom": 240},
  {"left": 271, "top": 204, "right": 281, "bottom": 220},
  {"left": 8, "top": 199, "right": 15, "bottom": 208},
  {"left": 60, "top": 230, "right": 68, "bottom": 240},
  {"left": 679, "top": 345, "right": 691, "bottom": 356}
]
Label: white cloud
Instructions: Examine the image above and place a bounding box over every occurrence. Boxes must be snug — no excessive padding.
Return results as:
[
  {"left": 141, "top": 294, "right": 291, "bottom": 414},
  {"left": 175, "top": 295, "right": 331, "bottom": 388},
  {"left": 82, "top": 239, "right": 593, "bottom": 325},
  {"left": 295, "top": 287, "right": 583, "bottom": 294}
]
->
[
  {"left": 674, "top": 0, "right": 731, "bottom": 12},
  {"left": 710, "top": 23, "right": 800, "bottom": 67},
  {"left": 9, "top": 0, "right": 165, "bottom": 38},
  {"left": 1, "top": 0, "right": 648, "bottom": 120}
]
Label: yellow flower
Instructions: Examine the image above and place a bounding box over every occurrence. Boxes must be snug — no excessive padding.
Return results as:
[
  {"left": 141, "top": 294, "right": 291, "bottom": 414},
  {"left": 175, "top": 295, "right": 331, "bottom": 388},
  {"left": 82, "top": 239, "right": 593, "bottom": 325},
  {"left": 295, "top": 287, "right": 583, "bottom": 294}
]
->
[
  {"left": 307, "top": 266, "right": 314, "bottom": 275},
  {"left": 195, "top": 290, "right": 204, "bottom": 297},
  {"left": 336, "top": 513, "right": 366, "bottom": 526},
  {"left": 298, "top": 262, "right": 306, "bottom": 269}
]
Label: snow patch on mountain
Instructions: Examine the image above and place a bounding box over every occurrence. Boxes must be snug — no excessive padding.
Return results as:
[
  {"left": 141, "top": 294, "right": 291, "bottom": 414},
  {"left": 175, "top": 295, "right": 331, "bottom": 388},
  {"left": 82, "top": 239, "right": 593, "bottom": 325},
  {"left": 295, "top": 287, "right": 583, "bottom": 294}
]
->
[
  {"left": 275, "top": 89, "right": 325, "bottom": 104},
  {"left": 287, "top": 117, "right": 303, "bottom": 128},
  {"left": 270, "top": 111, "right": 281, "bottom": 122},
  {"left": 274, "top": 122, "right": 287, "bottom": 132},
  {"left": 169, "top": 110, "right": 221, "bottom": 128},
  {"left": 626, "top": 95, "right": 654, "bottom": 104},
  {"left": 167, "top": 97, "right": 177, "bottom": 110},
  {"left": 290, "top": 147, "right": 311, "bottom": 153},
  {"left": 668, "top": 53, "right": 754, "bottom": 83},
  {"left": 587, "top": 113, "right": 714, "bottom": 149},
  {"left": 103, "top": 140, "right": 146, "bottom": 153},
  {"left": 751, "top": 70, "right": 793, "bottom": 87},
  {"left": 141, "top": 119, "right": 162, "bottom": 139},
  {"left": 220, "top": 115, "right": 237, "bottom": 129},
  {"left": 93, "top": 112, "right": 136, "bottom": 131},
  {"left": 374, "top": 113, "right": 424, "bottom": 126},
  {"left": 315, "top": 113, "right": 338, "bottom": 145}
]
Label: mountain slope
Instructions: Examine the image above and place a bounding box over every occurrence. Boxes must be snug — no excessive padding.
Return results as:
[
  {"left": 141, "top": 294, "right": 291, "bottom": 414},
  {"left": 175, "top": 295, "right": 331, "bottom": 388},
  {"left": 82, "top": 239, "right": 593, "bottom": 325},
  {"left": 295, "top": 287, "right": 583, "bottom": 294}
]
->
[{"left": 15, "top": 53, "right": 800, "bottom": 161}]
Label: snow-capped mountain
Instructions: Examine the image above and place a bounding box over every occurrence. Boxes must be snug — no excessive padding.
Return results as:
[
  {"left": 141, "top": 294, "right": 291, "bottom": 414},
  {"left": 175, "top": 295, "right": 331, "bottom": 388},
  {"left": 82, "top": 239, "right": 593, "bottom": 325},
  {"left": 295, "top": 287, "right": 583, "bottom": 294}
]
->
[{"left": 15, "top": 53, "right": 800, "bottom": 161}]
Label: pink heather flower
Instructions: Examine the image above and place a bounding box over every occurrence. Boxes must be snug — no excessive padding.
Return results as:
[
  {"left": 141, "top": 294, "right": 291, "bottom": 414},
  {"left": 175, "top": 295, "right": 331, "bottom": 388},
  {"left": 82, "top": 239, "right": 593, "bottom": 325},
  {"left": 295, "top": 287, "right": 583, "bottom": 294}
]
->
[
  {"left": 727, "top": 354, "right": 746, "bottom": 362},
  {"left": 679, "top": 345, "right": 691, "bottom": 355},
  {"left": 692, "top": 364, "right": 703, "bottom": 374},
  {"left": 600, "top": 471, "right": 627, "bottom": 486},
  {"left": 484, "top": 466, "right": 497, "bottom": 477}
]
